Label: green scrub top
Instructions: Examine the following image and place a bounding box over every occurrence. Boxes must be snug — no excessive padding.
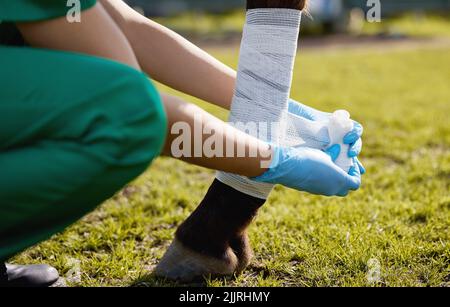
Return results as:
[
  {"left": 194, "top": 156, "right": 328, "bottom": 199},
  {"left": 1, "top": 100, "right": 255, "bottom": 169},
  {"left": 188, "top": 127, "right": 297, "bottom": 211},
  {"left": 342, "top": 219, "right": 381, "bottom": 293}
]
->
[{"left": 0, "top": 0, "right": 97, "bottom": 22}]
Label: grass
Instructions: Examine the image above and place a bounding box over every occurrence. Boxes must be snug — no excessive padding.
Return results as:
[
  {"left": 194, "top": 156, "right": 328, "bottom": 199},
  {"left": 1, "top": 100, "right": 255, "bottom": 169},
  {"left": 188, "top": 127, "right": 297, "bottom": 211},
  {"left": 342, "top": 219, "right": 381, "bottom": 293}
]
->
[
  {"left": 361, "top": 13, "right": 450, "bottom": 38},
  {"left": 153, "top": 10, "right": 245, "bottom": 38},
  {"left": 152, "top": 10, "right": 450, "bottom": 38},
  {"left": 12, "top": 42, "right": 450, "bottom": 287}
]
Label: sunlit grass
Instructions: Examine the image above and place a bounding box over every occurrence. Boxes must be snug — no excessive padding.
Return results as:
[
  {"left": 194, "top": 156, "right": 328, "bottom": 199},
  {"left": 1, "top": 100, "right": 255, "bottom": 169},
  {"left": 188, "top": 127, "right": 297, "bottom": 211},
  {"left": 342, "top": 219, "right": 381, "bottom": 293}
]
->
[
  {"left": 361, "top": 13, "right": 450, "bottom": 37},
  {"left": 12, "top": 44, "right": 449, "bottom": 287}
]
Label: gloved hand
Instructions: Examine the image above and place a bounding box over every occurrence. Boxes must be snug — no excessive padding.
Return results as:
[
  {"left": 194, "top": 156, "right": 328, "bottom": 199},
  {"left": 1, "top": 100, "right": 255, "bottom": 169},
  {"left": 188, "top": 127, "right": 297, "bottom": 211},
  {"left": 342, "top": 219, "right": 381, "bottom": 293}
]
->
[
  {"left": 288, "top": 99, "right": 365, "bottom": 174},
  {"left": 252, "top": 144, "right": 361, "bottom": 197}
]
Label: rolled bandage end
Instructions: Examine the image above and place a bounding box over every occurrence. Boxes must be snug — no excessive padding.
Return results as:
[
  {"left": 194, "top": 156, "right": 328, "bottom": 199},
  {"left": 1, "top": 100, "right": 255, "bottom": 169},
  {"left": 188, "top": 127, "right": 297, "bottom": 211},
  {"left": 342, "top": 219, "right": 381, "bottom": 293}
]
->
[{"left": 327, "top": 110, "right": 354, "bottom": 172}]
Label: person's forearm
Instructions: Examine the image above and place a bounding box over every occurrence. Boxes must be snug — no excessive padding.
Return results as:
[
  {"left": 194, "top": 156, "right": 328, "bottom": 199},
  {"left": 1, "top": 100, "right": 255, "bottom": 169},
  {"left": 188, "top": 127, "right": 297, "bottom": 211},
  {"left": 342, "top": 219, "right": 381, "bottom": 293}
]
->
[
  {"left": 160, "top": 93, "right": 271, "bottom": 177},
  {"left": 100, "top": 0, "right": 236, "bottom": 109}
]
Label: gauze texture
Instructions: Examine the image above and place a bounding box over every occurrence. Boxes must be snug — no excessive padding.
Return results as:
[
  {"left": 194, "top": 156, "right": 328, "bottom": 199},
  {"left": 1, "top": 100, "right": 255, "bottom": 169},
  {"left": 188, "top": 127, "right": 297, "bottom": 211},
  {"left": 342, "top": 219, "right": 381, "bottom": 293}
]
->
[
  {"left": 327, "top": 110, "right": 354, "bottom": 172},
  {"left": 216, "top": 8, "right": 302, "bottom": 199}
]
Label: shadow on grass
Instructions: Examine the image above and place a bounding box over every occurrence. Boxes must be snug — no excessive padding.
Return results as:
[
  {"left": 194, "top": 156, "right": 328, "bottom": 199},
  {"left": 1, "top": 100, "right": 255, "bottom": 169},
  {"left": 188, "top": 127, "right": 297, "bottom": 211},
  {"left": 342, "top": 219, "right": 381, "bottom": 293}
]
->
[{"left": 130, "top": 273, "right": 208, "bottom": 287}]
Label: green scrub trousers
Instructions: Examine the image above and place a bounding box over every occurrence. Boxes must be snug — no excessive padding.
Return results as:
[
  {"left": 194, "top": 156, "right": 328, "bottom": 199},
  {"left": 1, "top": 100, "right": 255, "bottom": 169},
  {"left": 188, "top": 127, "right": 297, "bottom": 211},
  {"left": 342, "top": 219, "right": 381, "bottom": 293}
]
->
[{"left": 0, "top": 1, "right": 167, "bottom": 261}]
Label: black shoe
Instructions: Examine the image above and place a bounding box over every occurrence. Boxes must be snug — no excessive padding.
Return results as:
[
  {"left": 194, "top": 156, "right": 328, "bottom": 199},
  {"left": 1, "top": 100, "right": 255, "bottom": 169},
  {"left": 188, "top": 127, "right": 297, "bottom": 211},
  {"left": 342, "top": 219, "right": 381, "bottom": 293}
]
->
[{"left": 0, "top": 263, "right": 59, "bottom": 287}]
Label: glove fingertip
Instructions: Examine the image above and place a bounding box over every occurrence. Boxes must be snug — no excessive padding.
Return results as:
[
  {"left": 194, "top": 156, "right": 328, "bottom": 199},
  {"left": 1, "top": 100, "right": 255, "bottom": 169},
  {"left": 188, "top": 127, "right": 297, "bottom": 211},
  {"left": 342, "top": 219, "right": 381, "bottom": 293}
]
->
[
  {"left": 325, "top": 144, "right": 341, "bottom": 162},
  {"left": 347, "top": 163, "right": 362, "bottom": 190},
  {"left": 353, "top": 122, "right": 364, "bottom": 135},
  {"left": 357, "top": 159, "right": 366, "bottom": 175},
  {"left": 348, "top": 150, "right": 357, "bottom": 158},
  {"left": 343, "top": 133, "right": 357, "bottom": 144}
]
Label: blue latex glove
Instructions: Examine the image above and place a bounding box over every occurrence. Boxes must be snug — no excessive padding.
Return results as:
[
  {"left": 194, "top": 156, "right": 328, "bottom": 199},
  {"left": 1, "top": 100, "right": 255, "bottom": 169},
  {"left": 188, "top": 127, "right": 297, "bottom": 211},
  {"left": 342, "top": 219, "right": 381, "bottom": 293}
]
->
[
  {"left": 252, "top": 144, "right": 361, "bottom": 197},
  {"left": 288, "top": 99, "right": 365, "bottom": 174}
]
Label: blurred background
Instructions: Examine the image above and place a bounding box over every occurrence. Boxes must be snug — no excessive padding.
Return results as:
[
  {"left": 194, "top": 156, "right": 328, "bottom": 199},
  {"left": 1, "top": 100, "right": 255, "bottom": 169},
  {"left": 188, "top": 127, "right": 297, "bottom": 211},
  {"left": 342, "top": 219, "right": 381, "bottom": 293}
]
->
[
  {"left": 124, "top": 0, "right": 450, "bottom": 41},
  {"left": 15, "top": 1, "right": 449, "bottom": 287}
]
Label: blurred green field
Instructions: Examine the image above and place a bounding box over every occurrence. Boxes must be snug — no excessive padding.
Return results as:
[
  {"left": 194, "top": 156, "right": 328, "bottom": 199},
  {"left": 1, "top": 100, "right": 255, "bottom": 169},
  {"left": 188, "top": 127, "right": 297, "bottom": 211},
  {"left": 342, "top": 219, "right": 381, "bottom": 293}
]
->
[
  {"left": 12, "top": 38, "right": 450, "bottom": 287},
  {"left": 153, "top": 11, "right": 450, "bottom": 38},
  {"left": 361, "top": 13, "right": 450, "bottom": 37}
]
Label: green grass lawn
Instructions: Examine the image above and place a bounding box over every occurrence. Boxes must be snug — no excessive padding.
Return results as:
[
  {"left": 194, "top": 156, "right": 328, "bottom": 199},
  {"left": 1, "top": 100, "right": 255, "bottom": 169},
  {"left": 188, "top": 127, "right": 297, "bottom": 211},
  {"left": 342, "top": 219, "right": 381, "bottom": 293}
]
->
[{"left": 12, "top": 45, "right": 450, "bottom": 287}]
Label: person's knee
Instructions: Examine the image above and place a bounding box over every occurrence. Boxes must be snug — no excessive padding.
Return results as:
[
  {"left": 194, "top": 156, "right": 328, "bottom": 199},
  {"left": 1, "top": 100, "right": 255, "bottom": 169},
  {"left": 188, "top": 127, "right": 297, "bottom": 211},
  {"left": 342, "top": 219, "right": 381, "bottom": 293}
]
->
[
  {"left": 118, "top": 68, "right": 167, "bottom": 159},
  {"left": 86, "top": 65, "right": 167, "bottom": 172},
  {"left": 55, "top": 68, "right": 168, "bottom": 220}
]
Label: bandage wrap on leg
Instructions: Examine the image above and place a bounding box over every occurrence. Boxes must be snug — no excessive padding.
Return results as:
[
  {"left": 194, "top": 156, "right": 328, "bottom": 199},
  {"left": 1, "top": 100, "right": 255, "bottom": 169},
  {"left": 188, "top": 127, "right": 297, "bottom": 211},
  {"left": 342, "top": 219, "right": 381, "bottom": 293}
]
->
[{"left": 217, "top": 8, "right": 312, "bottom": 199}]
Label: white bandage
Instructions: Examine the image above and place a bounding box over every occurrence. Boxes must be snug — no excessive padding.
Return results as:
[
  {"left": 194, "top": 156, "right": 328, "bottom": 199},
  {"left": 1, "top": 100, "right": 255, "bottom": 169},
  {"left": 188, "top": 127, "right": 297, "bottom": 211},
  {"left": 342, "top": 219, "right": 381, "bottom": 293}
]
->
[
  {"left": 216, "top": 8, "right": 303, "bottom": 199},
  {"left": 327, "top": 110, "right": 354, "bottom": 172},
  {"left": 217, "top": 9, "right": 350, "bottom": 199}
]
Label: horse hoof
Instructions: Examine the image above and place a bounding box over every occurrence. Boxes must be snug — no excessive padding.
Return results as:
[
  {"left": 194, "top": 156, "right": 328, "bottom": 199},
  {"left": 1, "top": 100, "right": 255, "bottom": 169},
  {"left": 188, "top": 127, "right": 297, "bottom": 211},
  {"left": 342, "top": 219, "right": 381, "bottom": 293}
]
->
[
  {"left": 229, "top": 232, "right": 254, "bottom": 273},
  {"left": 153, "top": 239, "right": 239, "bottom": 282}
]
